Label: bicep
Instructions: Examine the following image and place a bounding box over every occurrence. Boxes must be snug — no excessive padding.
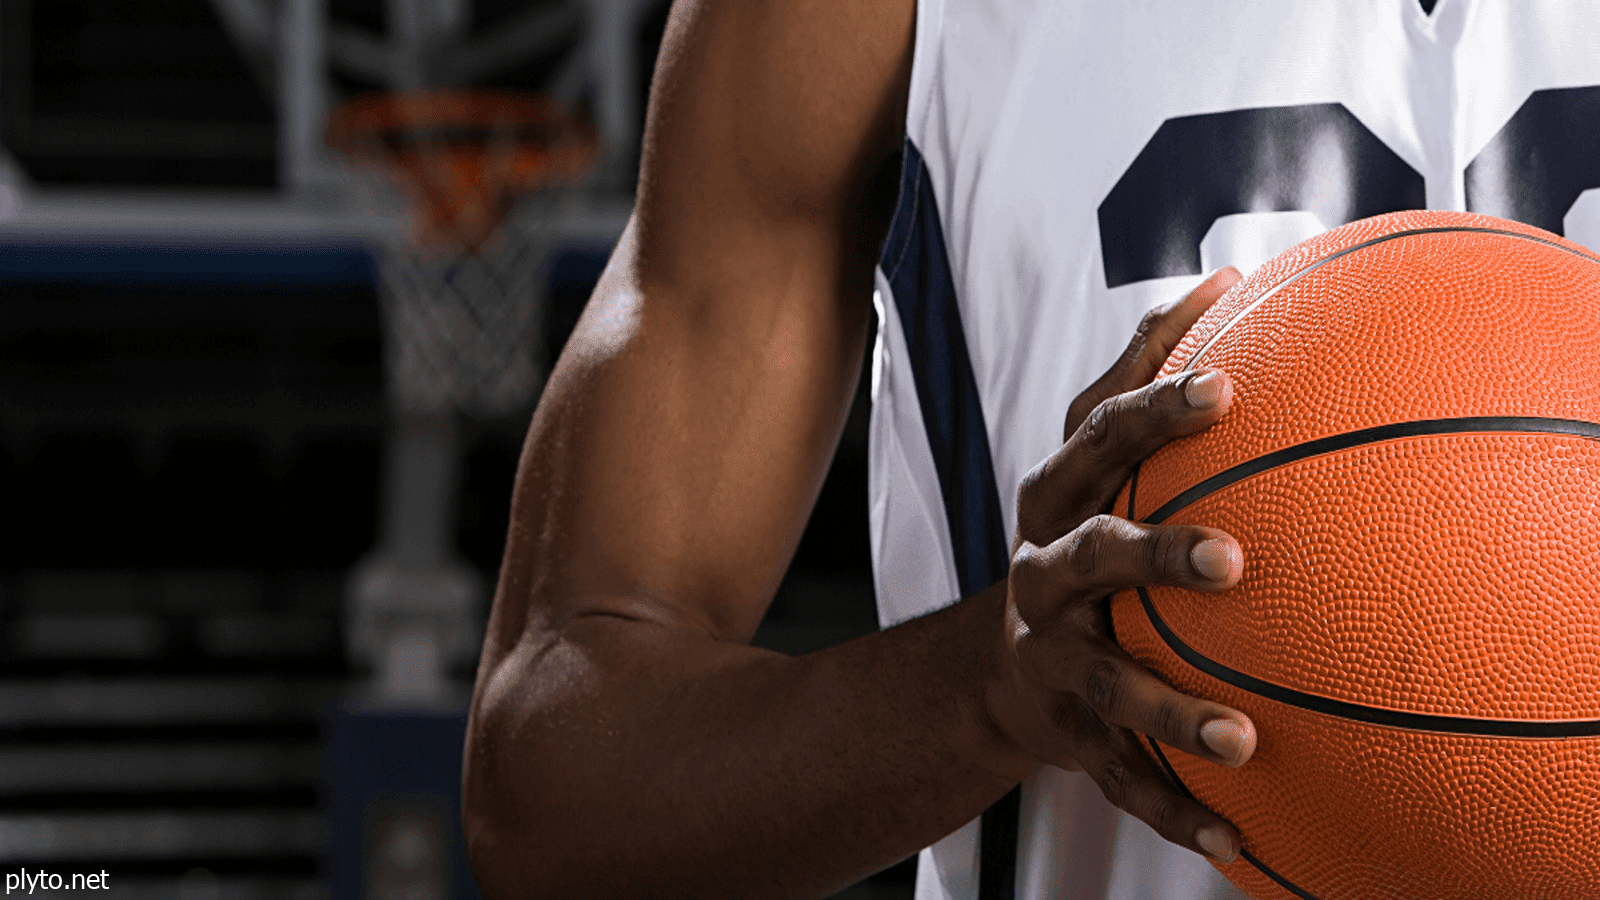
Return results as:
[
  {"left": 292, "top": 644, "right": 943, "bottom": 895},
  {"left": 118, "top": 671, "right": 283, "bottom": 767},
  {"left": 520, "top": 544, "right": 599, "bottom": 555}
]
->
[{"left": 486, "top": 0, "right": 914, "bottom": 657}]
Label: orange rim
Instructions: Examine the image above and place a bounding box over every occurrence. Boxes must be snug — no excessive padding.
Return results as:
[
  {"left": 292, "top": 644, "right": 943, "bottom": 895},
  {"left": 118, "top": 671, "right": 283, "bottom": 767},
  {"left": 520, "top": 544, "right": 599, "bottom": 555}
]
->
[{"left": 326, "top": 89, "right": 601, "bottom": 249}]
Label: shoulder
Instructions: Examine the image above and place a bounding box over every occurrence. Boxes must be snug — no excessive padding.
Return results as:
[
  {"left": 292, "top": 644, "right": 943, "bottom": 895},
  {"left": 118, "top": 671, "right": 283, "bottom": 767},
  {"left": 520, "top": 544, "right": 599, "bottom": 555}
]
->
[{"left": 638, "top": 0, "right": 915, "bottom": 240}]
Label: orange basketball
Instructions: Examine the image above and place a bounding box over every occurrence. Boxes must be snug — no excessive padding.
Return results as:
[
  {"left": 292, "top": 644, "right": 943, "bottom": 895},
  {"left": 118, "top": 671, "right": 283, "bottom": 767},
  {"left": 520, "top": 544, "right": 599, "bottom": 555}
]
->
[{"left": 1110, "top": 210, "right": 1600, "bottom": 900}]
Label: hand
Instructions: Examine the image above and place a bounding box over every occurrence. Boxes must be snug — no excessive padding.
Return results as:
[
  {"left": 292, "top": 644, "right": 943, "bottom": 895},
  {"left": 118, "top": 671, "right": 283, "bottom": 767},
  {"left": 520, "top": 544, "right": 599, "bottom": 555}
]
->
[{"left": 988, "top": 267, "right": 1258, "bottom": 864}]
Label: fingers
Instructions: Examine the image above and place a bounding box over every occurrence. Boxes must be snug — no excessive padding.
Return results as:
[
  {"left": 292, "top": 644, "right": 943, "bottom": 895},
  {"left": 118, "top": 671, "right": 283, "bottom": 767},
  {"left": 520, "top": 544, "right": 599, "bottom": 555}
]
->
[
  {"left": 1009, "top": 515, "right": 1254, "bottom": 767},
  {"left": 1079, "top": 367, "right": 1233, "bottom": 464},
  {"left": 1012, "top": 517, "right": 1241, "bottom": 613},
  {"left": 1014, "top": 592, "right": 1255, "bottom": 769},
  {"left": 1062, "top": 642, "right": 1255, "bottom": 768},
  {"left": 1023, "top": 268, "right": 1242, "bottom": 549},
  {"left": 1005, "top": 513, "right": 1257, "bottom": 864},
  {"left": 1063, "top": 266, "right": 1242, "bottom": 441},
  {"left": 1066, "top": 710, "right": 1244, "bottom": 864},
  {"left": 1017, "top": 369, "right": 1233, "bottom": 548},
  {"left": 1119, "top": 266, "right": 1242, "bottom": 388},
  {"left": 1073, "top": 368, "right": 1234, "bottom": 519}
]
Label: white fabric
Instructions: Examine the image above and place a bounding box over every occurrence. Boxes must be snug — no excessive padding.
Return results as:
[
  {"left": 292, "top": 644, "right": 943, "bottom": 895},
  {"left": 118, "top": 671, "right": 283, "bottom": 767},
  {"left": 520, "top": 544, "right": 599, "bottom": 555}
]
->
[{"left": 868, "top": 2, "right": 1600, "bottom": 898}]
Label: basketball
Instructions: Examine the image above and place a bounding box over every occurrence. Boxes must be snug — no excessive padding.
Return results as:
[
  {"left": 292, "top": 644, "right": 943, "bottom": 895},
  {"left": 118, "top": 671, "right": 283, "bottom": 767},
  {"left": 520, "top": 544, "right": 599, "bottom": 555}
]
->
[{"left": 1110, "top": 210, "right": 1600, "bottom": 900}]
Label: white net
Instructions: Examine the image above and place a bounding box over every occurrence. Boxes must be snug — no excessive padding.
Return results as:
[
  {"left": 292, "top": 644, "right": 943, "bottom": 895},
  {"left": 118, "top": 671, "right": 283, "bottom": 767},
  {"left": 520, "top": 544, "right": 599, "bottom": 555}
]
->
[
  {"left": 328, "top": 91, "right": 595, "bottom": 700},
  {"left": 327, "top": 90, "right": 597, "bottom": 418},
  {"left": 374, "top": 225, "right": 546, "bottom": 417}
]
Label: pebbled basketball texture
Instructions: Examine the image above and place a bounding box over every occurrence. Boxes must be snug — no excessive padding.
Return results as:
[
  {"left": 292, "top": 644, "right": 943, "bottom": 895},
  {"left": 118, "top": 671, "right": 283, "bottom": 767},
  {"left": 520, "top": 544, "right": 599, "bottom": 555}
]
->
[{"left": 1109, "top": 210, "right": 1600, "bottom": 900}]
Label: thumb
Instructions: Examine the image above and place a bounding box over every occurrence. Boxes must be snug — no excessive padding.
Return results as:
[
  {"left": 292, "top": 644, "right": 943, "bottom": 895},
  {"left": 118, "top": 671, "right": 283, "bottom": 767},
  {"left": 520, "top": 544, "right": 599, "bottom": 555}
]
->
[{"left": 1063, "top": 266, "right": 1241, "bottom": 441}]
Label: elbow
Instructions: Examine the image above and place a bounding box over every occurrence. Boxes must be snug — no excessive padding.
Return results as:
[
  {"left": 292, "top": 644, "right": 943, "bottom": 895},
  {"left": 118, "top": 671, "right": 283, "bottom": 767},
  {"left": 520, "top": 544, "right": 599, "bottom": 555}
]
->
[
  {"left": 463, "top": 737, "right": 609, "bottom": 900},
  {"left": 462, "top": 713, "right": 521, "bottom": 899},
  {"left": 463, "top": 649, "right": 615, "bottom": 900},
  {"left": 462, "top": 676, "right": 565, "bottom": 899},
  {"left": 464, "top": 627, "right": 651, "bottom": 898}
]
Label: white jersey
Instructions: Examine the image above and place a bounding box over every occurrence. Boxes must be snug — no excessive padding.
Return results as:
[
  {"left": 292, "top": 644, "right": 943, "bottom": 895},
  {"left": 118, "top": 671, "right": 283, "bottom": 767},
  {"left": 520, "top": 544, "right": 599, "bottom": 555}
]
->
[{"left": 867, "top": 2, "right": 1600, "bottom": 899}]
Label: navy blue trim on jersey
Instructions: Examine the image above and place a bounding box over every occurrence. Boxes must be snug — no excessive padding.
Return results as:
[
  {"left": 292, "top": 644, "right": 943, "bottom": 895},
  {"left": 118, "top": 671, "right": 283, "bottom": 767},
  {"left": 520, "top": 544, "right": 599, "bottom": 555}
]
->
[
  {"left": 879, "top": 141, "right": 1011, "bottom": 599},
  {"left": 880, "top": 139, "right": 1019, "bottom": 900}
]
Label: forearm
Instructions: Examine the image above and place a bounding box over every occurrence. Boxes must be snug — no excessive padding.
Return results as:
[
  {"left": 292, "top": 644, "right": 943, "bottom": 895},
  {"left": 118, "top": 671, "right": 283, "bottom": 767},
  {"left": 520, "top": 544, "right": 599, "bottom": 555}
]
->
[{"left": 464, "top": 579, "right": 1034, "bottom": 899}]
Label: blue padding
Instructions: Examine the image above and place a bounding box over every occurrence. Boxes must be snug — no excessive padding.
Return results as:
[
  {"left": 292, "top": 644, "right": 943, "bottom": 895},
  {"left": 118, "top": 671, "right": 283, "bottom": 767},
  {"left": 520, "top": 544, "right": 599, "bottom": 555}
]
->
[
  {"left": 0, "top": 239, "right": 377, "bottom": 286},
  {"left": 323, "top": 703, "right": 482, "bottom": 900}
]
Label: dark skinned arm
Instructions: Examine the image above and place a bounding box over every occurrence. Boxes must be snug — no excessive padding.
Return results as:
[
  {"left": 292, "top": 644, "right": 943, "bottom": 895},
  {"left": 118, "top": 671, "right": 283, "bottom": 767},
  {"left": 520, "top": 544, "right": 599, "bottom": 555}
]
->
[{"left": 463, "top": 2, "right": 1256, "bottom": 896}]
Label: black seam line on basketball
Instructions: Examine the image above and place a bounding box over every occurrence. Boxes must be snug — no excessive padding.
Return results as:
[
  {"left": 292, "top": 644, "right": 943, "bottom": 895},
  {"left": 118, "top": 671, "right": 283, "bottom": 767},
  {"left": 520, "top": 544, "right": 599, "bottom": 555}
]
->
[
  {"left": 1136, "top": 586, "right": 1600, "bottom": 736},
  {"left": 1143, "top": 736, "right": 1324, "bottom": 900},
  {"left": 1143, "top": 416, "right": 1600, "bottom": 527},
  {"left": 1184, "top": 225, "right": 1600, "bottom": 373},
  {"left": 1126, "top": 458, "right": 1140, "bottom": 521}
]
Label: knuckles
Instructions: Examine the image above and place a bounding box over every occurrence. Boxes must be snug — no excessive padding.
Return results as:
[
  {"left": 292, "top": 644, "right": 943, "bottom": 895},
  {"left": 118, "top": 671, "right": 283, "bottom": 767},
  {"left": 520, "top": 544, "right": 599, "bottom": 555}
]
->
[
  {"left": 1064, "top": 393, "right": 1099, "bottom": 442},
  {"left": 1077, "top": 376, "right": 1192, "bottom": 460},
  {"left": 1146, "top": 524, "right": 1186, "bottom": 582},
  {"left": 1095, "top": 758, "right": 1133, "bottom": 808},
  {"left": 1140, "top": 376, "right": 1192, "bottom": 434},
  {"left": 1081, "top": 656, "right": 1125, "bottom": 717},
  {"left": 1009, "top": 543, "right": 1051, "bottom": 597},
  {"left": 1064, "top": 514, "right": 1118, "bottom": 581},
  {"left": 1050, "top": 695, "right": 1096, "bottom": 740},
  {"left": 1080, "top": 397, "right": 1117, "bottom": 450},
  {"left": 1141, "top": 789, "right": 1184, "bottom": 844},
  {"left": 1149, "top": 697, "right": 1186, "bottom": 748},
  {"left": 1017, "top": 461, "right": 1047, "bottom": 506},
  {"left": 1015, "top": 455, "right": 1091, "bottom": 551},
  {"left": 1132, "top": 304, "right": 1169, "bottom": 347}
]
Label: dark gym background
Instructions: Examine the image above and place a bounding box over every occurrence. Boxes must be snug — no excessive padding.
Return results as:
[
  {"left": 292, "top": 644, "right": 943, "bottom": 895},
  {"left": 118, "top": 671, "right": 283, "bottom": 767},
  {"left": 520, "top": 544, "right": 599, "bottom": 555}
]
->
[{"left": 0, "top": 1, "right": 913, "bottom": 897}]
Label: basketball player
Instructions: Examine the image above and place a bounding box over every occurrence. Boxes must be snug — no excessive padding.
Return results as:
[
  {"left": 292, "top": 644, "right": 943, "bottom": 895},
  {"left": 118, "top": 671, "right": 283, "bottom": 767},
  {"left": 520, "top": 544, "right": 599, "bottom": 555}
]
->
[{"left": 464, "top": 0, "right": 1600, "bottom": 897}]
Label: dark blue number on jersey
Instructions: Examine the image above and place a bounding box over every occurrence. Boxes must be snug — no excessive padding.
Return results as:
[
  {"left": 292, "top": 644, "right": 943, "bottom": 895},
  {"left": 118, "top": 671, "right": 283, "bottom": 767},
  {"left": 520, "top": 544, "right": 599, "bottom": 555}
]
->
[
  {"left": 1099, "top": 88, "right": 1600, "bottom": 289},
  {"left": 1465, "top": 86, "right": 1600, "bottom": 236}
]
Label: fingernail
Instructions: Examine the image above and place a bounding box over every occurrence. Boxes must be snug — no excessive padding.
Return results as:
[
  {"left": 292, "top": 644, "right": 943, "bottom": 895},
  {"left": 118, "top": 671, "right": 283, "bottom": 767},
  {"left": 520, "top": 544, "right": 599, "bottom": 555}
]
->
[
  {"left": 1200, "top": 718, "right": 1244, "bottom": 763},
  {"left": 1190, "top": 538, "right": 1234, "bottom": 582},
  {"left": 1185, "top": 371, "right": 1225, "bottom": 408},
  {"left": 1196, "top": 825, "right": 1237, "bottom": 863}
]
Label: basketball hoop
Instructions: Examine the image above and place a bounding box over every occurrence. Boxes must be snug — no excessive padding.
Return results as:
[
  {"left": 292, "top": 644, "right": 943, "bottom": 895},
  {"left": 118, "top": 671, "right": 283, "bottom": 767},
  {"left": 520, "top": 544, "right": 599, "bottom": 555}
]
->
[
  {"left": 328, "top": 90, "right": 599, "bottom": 254},
  {"left": 327, "top": 89, "right": 600, "bottom": 417},
  {"left": 329, "top": 90, "right": 600, "bottom": 706}
]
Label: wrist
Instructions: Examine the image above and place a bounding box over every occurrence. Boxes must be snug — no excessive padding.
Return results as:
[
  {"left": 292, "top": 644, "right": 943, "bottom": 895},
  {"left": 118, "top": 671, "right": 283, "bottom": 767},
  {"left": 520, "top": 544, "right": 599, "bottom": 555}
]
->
[{"left": 970, "top": 578, "right": 1050, "bottom": 778}]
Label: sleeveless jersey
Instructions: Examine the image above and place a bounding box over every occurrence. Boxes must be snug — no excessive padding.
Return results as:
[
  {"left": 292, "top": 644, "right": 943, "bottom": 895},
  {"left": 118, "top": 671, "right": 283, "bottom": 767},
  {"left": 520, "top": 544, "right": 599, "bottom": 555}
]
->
[{"left": 868, "top": 2, "right": 1600, "bottom": 899}]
